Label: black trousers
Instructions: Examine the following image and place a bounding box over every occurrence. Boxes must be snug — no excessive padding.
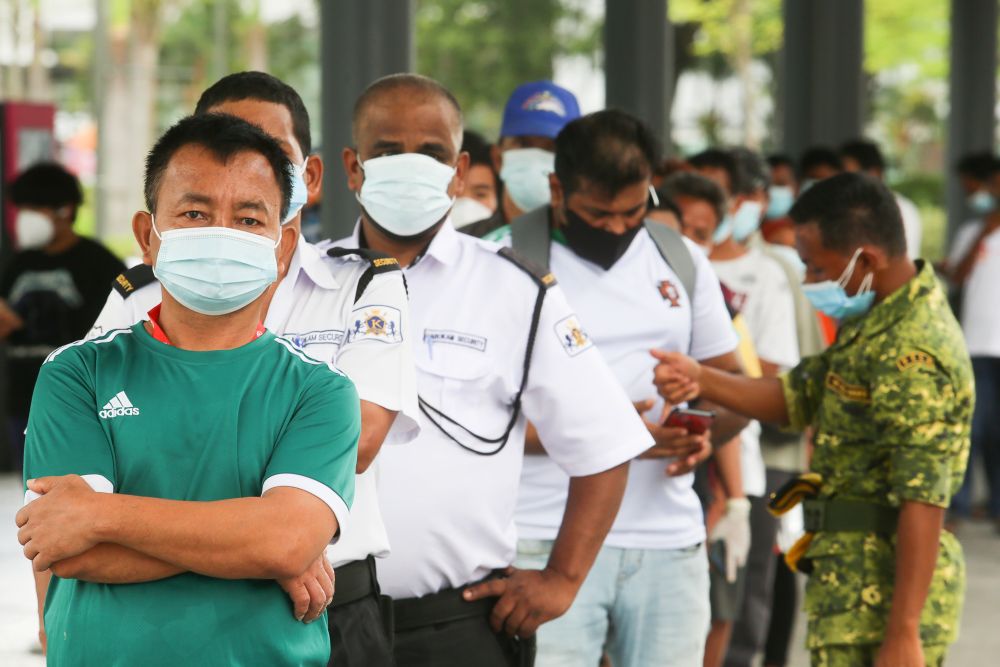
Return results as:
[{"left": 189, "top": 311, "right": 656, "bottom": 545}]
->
[
  {"left": 327, "top": 557, "right": 394, "bottom": 667},
  {"left": 393, "top": 615, "right": 533, "bottom": 667}
]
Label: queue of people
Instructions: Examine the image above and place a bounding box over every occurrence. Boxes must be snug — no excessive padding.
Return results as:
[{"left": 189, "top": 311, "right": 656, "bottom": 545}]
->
[{"left": 1, "top": 71, "right": 979, "bottom": 667}]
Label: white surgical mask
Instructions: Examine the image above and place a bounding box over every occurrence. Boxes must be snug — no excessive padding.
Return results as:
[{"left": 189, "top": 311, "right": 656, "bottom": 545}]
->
[
  {"left": 499, "top": 147, "right": 555, "bottom": 212},
  {"left": 451, "top": 197, "right": 494, "bottom": 228},
  {"left": 357, "top": 153, "right": 456, "bottom": 237},
  {"left": 15, "top": 210, "right": 55, "bottom": 250},
  {"left": 284, "top": 157, "right": 310, "bottom": 224}
]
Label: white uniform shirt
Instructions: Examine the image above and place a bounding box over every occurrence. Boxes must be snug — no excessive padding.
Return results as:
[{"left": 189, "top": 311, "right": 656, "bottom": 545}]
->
[
  {"left": 894, "top": 192, "right": 923, "bottom": 260},
  {"left": 712, "top": 248, "right": 800, "bottom": 497},
  {"left": 337, "top": 221, "right": 652, "bottom": 599},
  {"left": 949, "top": 220, "right": 1000, "bottom": 357},
  {"left": 88, "top": 235, "right": 419, "bottom": 567},
  {"left": 499, "top": 227, "right": 739, "bottom": 550}
]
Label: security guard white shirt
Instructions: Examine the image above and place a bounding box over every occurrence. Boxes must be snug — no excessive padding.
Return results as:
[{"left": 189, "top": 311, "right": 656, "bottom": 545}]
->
[
  {"left": 496, "top": 226, "right": 739, "bottom": 550},
  {"left": 336, "top": 220, "right": 652, "bottom": 599},
  {"left": 88, "top": 235, "right": 419, "bottom": 567}
]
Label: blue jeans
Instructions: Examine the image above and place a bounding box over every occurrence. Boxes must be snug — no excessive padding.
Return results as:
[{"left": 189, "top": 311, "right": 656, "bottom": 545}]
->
[
  {"left": 517, "top": 540, "right": 710, "bottom": 667},
  {"left": 952, "top": 356, "right": 1000, "bottom": 518}
]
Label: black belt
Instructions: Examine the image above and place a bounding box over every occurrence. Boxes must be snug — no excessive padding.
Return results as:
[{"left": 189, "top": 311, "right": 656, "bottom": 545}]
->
[
  {"left": 331, "top": 556, "right": 379, "bottom": 608},
  {"left": 393, "top": 574, "right": 501, "bottom": 632}
]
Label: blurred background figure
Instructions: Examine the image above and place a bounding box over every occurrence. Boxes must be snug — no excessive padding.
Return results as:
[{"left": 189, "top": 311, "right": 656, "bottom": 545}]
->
[
  {"left": 0, "top": 162, "right": 123, "bottom": 470},
  {"left": 797, "top": 146, "right": 842, "bottom": 192},
  {"left": 452, "top": 130, "right": 499, "bottom": 228},
  {"left": 762, "top": 154, "right": 798, "bottom": 249}
]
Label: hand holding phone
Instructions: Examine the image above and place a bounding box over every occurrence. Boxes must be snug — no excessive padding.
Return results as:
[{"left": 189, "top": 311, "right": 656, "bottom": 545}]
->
[{"left": 662, "top": 407, "right": 715, "bottom": 435}]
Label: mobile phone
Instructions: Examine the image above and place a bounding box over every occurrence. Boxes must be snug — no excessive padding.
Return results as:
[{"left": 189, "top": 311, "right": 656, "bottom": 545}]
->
[{"left": 662, "top": 407, "right": 716, "bottom": 434}]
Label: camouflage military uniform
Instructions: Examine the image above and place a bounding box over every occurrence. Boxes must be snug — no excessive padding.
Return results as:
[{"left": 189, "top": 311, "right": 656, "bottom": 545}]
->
[{"left": 780, "top": 262, "right": 974, "bottom": 666}]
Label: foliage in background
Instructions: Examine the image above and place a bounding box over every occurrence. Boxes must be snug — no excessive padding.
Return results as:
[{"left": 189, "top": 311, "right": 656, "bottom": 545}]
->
[{"left": 414, "top": 0, "right": 600, "bottom": 136}]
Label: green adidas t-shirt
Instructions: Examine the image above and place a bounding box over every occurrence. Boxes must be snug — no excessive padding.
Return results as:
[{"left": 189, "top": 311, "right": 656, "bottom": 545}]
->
[{"left": 23, "top": 322, "right": 360, "bottom": 667}]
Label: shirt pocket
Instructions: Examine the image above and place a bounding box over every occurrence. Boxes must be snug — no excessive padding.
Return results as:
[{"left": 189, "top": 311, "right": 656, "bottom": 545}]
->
[{"left": 415, "top": 345, "right": 508, "bottom": 419}]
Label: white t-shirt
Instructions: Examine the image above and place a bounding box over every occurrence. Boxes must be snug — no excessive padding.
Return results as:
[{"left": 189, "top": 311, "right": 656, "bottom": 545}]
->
[
  {"left": 949, "top": 220, "right": 1000, "bottom": 357},
  {"left": 712, "top": 248, "right": 800, "bottom": 496},
  {"left": 88, "top": 235, "right": 420, "bottom": 567},
  {"left": 894, "top": 192, "right": 923, "bottom": 260},
  {"left": 497, "top": 226, "right": 739, "bottom": 550},
  {"left": 357, "top": 221, "right": 652, "bottom": 598}
]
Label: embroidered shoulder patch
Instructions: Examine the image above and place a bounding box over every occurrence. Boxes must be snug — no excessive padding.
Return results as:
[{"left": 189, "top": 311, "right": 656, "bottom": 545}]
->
[
  {"left": 348, "top": 305, "right": 403, "bottom": 344},
  {"left": 824, "top": 372, "right": 870, "bottom": 402},
  {"left": 896, "top": 351, "right": 935, "bottom": 372},
  {"left": 554, "top": 314, "right": 593, "bottom": 357}
]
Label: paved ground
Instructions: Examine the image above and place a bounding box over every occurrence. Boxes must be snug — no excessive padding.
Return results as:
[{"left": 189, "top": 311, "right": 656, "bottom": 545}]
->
[{"left": 0, "top": 472, "right": 997, "bottom": 666}]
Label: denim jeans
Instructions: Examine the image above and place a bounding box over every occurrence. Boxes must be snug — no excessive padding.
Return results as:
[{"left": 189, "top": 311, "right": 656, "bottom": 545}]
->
[
  {"left": 952, "top": 356, "right": 1000, "bottom": 518},
  {"left": 516, "top": 539, "right": 710, "bottom": 667}
]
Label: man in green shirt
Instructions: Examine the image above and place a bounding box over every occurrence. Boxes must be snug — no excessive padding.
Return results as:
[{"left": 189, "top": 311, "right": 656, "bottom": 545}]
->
[
  {"left": 15, "top": 112, "right": 359, "bottom": 666},
  {"left": 653, "top": 173, "right": 973, "bottom": 667}
]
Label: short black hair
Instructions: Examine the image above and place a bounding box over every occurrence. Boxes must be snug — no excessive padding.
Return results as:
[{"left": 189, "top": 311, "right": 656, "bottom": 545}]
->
[
  {"left": 766, "top": 153, "right": 794, "bottom": 169},
  {"left": 9, "top": 162, "right": 83, "bottom": 219},
  {"left": 840, "top": 138, "right": 886, "bottom": 172},
  {"left": 462, "top": 130, "right": 493, "bottom": 168},
  {"left": 731, "top": 147, "right": 769, "bottom": 195},
  {"left": 661, "top": 171, "right": 727, "bottom": 225},
  {"left": 555, "top": 109, "right": 660, "bottom": 197},
  {"left": 144, "top": 113, "right": 292, "bottom": 221},
  {"left": 652, "top": 189, "right": 684, "bottom": 221},
  {"left": 798, "top": 146, "right": 842, "bottom": 177},
  {"left": 353, "top": 74, "right": 463, "bottom": 145},
  {"left": 789, "top": 172, "right": 906, "bottom": 257},
  {"left": 687, "top": 148, "right": 739, "bottom": 195},
  {"left": 956, "top": 151, "right": 1000, "bottom": 181},
  {"left": 195, "top": 71, "right": 312, "bottom": 156}
]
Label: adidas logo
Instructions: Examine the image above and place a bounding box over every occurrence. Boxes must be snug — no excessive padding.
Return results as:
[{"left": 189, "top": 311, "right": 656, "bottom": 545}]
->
[{"left": 99, "top": 391, "right": 140, "bottom": 419}]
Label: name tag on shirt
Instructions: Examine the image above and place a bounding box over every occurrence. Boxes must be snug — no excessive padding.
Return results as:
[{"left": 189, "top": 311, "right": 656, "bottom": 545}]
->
[{"left": 423, "top": 329, "right": 488, "bottom": 352}]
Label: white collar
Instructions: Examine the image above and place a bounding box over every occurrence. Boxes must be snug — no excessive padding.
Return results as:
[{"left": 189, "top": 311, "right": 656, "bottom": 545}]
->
[
  {"left": 289, "top": 234, "right": 340, "bottom": 290},
  {"left": 346, "top": 217, "right": 461, "bottom": 268}
]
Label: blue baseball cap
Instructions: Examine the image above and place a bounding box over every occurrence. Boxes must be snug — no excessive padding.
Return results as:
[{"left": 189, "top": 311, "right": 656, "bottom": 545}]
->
[{"left": 500, "top": 81, "right": 581, "bottom": 139}]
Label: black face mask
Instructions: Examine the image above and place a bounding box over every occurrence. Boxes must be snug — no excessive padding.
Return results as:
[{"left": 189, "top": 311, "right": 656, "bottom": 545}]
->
[{"left": 562, "top": 207, "right": 643, "bottom": 270}]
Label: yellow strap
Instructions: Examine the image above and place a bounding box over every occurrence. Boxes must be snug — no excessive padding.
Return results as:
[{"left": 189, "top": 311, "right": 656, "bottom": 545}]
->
[{"left": 784, "top": 532, "right": 814, "bottom": 573}]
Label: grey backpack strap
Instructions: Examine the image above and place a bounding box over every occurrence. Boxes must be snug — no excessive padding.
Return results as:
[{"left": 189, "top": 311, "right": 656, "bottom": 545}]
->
[
  {"left": 509, "top": 206, "right": 553, "bottom": 272},
  {"left": 643, "top": 219, "right": 697, "bottom": 302}
]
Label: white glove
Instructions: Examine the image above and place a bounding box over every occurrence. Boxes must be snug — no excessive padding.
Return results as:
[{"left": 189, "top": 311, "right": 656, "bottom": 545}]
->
[{"left": 709, "top": 497, "right": 752, "bottom": 583}]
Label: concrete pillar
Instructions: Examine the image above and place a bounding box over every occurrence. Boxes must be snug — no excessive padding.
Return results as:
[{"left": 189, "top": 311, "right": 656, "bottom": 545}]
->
[
  {"left": 781, "top": 0, "right": 864, "bottom": 159},
  {"left": 320, "top": 1, "right": 414, "bottom": 240},
  {"left": 604, "top": 0, "right": 673, "bottom": 143},
  {"left": 946, "top": 0, "right": 997, "bottom": 242}
]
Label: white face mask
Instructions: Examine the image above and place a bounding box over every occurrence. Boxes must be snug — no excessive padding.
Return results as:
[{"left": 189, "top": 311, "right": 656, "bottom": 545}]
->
[
  {"left": 499, "top": 147, "right": 555, "bottom": 212},
  {"left": 15, "top": 210, "right": 55, "bottom": 250},
  {"left": 450, "top": 197, "right": 494, "bottom": 228},
  {"left": 284, "top": 157, "right": 310, "bottom": 224},
  {"left": 357, "top": 153, "right": 457, "bottom": 237}
]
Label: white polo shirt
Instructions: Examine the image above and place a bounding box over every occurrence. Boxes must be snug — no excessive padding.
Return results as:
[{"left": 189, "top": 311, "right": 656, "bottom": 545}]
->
[
  {"left": 88, "top": 234, "right": 419, "bottom": 567},
  {"left": 712, "top": 248, "right": 800, "bottom": 497},
  {"left": 335, "top": 221, "right": 652, "bottom": 599},
  {"left": 949, "top": 220, "right": 1000, "bottom": 357},
  {"left": 495, "top": 225, "right": 739, "bottom": 550}
]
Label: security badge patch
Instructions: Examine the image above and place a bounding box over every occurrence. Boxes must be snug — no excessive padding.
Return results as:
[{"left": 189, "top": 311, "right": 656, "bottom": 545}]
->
[
  {"left": 658, "top": 280, "right": 682, "bottom": 308},
  {"left": 348, "top": 305, "right": 403, "bottom": 344},
  {"left": 824, "top": 372, "right": 870, "bottom": 402},
  {"left": 554, "top": 315, "right": 593, "bottom": 357},
  {"left": 896, "top": 351, "right": 935, "bottom": 372}
]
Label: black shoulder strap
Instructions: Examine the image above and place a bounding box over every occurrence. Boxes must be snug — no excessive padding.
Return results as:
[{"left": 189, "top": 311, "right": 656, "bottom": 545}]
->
[
  {"left": 643, "top": 219, "right": 697, "bottom": 302},
  {"left": 416, "top": 247, "right": 552, "bottom": 457},
  {"left": 325, "top": 246, "right": 403, "bottom": 303},
  {"left": 110, "top": 264, "right": 156, "bottom": 299},
  {"left": 509, "top": 206, "right": 553, "bottom": 272}
]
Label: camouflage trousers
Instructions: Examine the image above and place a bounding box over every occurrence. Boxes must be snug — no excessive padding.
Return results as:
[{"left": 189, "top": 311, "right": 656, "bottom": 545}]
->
[{"left": 810, "top": 643, "right": 947, "bottom": 666}]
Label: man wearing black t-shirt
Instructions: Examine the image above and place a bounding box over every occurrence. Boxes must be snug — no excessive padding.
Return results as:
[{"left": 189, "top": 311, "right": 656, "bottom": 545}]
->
[{"left": 0, "top": 162, "right": 124, "bottom": 469}]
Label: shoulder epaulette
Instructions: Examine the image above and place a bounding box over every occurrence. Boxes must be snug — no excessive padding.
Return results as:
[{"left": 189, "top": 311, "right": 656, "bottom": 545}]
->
[
  {"left": 325, "top": 246, "right": 404, "bottom": 303},
  {"left": 111, "top": 264, "right": 156, "bottom": 299},
  {"left": 496, "top": 246, "right": 557, "bottom": 289}
]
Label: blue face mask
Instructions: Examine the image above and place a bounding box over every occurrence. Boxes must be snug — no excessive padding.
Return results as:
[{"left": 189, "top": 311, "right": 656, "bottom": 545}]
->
[
  {"left": 714, "top": 214, "right": 734, "bottom": 244},
  {"left": 284, "top": 158, "right": 309, "bottom": 224},
  {"left": 967, "top": 189, "right": 995, "bottom": 216},
  {"left": 499, "top": 148, "right": 555, "bottom": 212},
  {"left": 766, "top": 185, "right": 794, "bottom": 219},
  {"left": 731, "top": 200, "right": 763, "bottom": 242},
  {"left": 151, "top": 217, "right": 279, "bottom": 316},
  {"left": 801, "top": 247, "right": 875, "bottom": 320}
]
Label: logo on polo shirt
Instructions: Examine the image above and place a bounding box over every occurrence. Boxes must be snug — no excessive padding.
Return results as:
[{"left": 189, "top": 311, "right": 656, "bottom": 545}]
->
[
  {"left": 99, "top": 391, "right": 140, "bottom": 419},
  {"left": 348, "top": 305, "right": 403, "bottom": 344},
  {"left": 658, "top": 280, "right": 682, "bottom": 308},
  {"left": 554, "top": 314, "right": 593, "bottom": 357}
]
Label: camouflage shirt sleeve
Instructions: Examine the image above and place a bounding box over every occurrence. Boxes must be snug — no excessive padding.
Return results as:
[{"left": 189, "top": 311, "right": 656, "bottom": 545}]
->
[
  {"left": 871, "top": 348, "right": 965, "bottom": 508},
  {"left": 779, "top": 353, "right": 828, "bottom": 431}
]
